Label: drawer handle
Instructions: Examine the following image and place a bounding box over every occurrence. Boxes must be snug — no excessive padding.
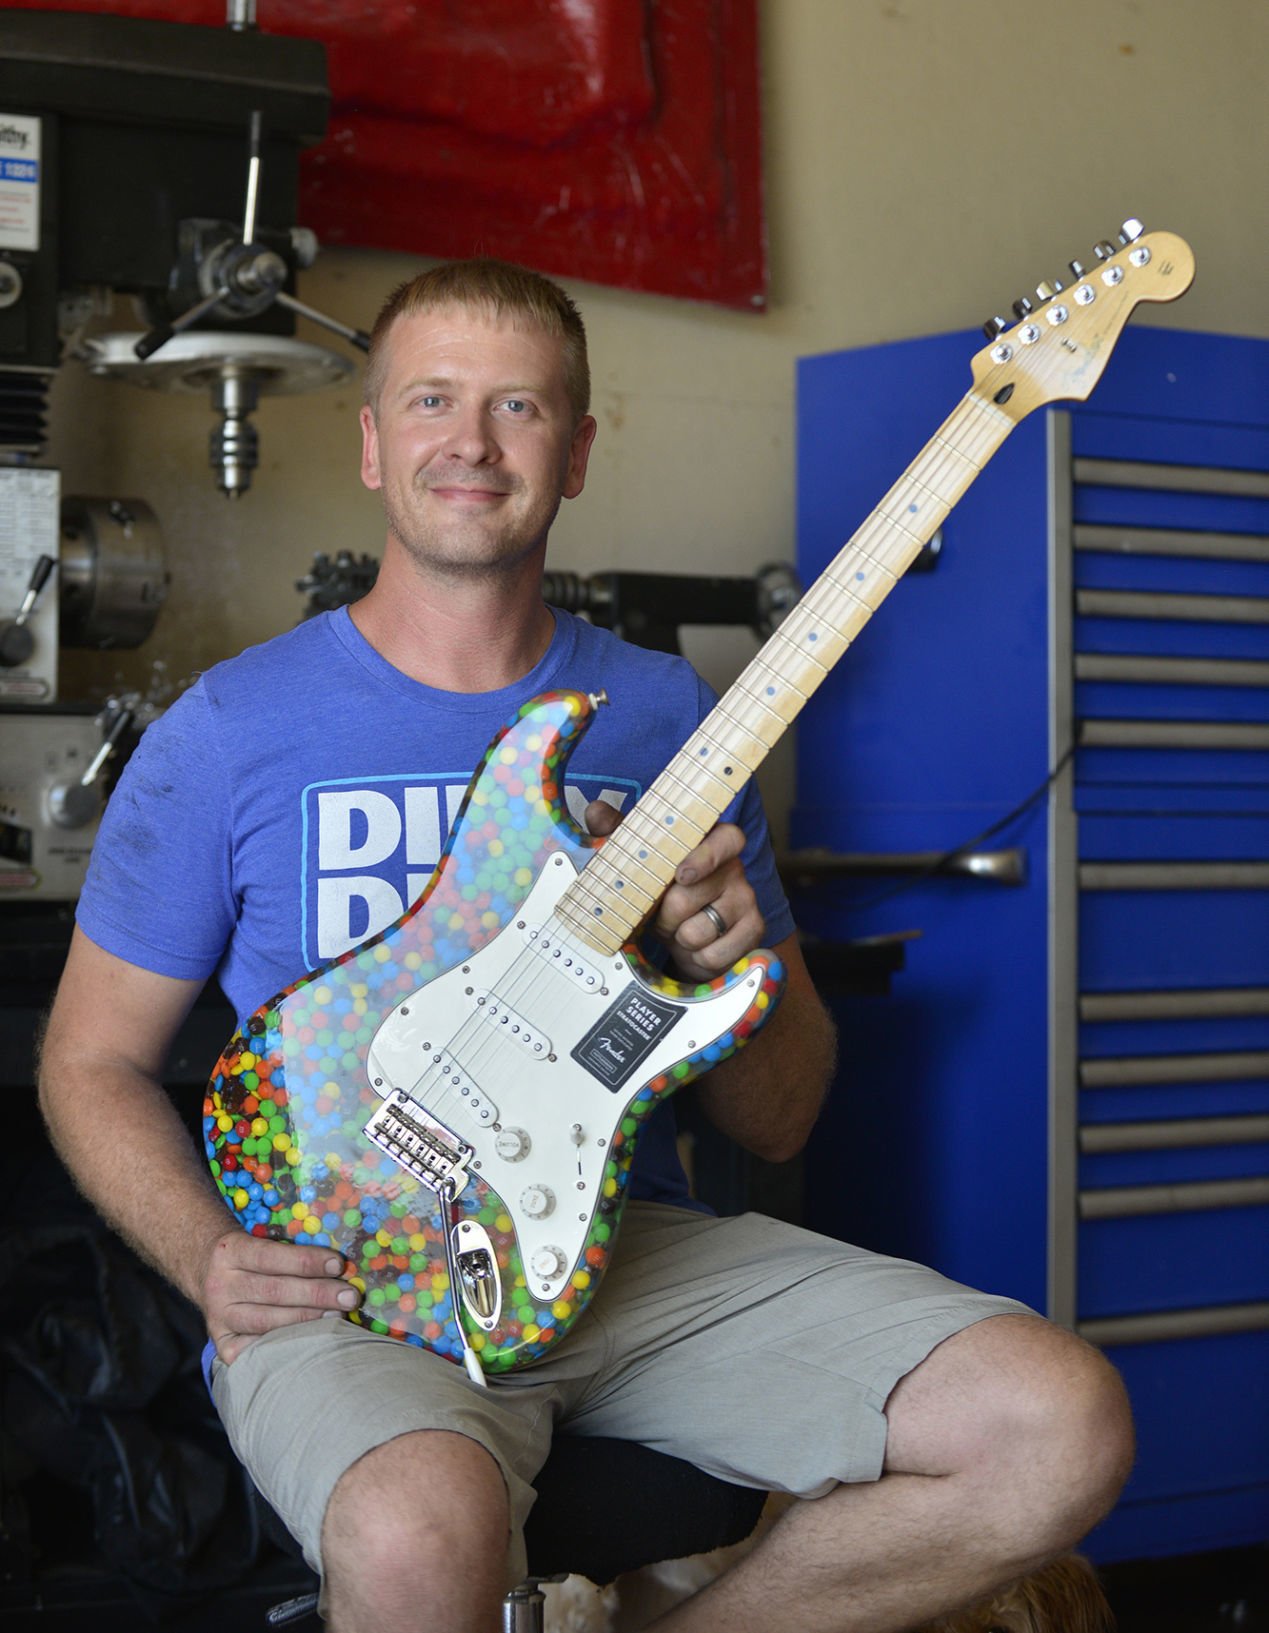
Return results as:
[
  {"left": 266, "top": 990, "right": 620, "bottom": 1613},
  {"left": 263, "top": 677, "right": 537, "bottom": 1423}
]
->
[
  {"left": 780, "top": 847, "right": 1026, "bottom": 887},
  {"left": 1080, "top": 1176, "right": 1269, "bottom": 1218}
]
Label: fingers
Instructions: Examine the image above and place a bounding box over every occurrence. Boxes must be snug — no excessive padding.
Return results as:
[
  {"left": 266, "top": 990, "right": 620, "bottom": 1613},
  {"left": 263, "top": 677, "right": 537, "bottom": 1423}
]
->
[
  {"left": 656, "top": 824, "right": 765, "bottom": 978},
  {"left": 582, "top": 806, "right": 763, "bottom": 977},
  {"left": 203, "top": 1229, "right": 362, "bottom": 1365},
  {"left": 583, "top": 797, "right": 623, "bottom": 838}
]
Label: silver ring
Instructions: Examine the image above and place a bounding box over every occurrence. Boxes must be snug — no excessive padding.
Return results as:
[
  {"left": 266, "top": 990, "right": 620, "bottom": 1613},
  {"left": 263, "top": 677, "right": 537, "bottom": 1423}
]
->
[{"left": 700, "top": 903, "right": 727, "bottom": 940}]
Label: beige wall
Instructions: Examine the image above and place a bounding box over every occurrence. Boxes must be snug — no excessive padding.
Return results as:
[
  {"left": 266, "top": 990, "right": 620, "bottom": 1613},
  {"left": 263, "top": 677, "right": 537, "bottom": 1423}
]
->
[{"left": 54, "top": 0, "right": 1269, "bottom": 839}]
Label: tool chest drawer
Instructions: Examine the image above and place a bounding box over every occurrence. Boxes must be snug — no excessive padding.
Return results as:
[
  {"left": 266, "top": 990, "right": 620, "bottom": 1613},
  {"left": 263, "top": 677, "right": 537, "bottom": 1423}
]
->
[{"left": 794, "top": 324, "right": 1269, "bottom": 1562}]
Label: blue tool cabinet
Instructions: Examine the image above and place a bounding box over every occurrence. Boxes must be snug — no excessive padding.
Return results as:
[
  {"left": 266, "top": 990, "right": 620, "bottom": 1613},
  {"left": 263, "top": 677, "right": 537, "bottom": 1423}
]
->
[{"left": 790, "top": 326, "right": 1269, "bottom": 1562}]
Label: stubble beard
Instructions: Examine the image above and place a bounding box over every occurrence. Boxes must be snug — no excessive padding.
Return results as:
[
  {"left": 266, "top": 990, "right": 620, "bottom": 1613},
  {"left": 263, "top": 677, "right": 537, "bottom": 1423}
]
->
[{"left": 381, "top": 473, "right": 562, "bottom": 584}]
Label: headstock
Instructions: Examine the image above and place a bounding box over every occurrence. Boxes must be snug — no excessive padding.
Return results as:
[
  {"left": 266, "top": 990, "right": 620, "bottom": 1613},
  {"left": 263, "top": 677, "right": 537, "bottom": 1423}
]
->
[{"left": 970, "top": 220, "right": 1195, "bottom": 421}]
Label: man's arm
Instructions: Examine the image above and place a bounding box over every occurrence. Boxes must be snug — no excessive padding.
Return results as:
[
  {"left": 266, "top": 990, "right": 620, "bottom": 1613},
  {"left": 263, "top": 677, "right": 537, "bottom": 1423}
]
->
[
  {"left": 38, "top": 928, "right": 359, "bottom": 1362},
  {"left": 690, "top": 932, "right": 836, "bottom": 1162}
]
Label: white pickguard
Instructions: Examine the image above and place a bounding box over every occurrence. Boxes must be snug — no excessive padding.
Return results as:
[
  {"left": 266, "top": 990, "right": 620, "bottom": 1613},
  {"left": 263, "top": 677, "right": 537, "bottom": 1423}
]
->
[{"left": 365, "top": 851, "right": 765, "bottom": 1307}]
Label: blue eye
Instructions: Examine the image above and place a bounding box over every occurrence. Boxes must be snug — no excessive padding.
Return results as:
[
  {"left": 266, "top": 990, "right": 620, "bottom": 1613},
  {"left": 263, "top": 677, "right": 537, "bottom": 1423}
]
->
[{"left": 504, "top": 399, "right": 530, "bottom": 414}]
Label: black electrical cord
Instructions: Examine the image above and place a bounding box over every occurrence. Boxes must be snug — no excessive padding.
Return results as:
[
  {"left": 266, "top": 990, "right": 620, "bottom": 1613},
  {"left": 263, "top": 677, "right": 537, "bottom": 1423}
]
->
[{"left": 837, "top": 742, "right": 1077, "bottom": 912}]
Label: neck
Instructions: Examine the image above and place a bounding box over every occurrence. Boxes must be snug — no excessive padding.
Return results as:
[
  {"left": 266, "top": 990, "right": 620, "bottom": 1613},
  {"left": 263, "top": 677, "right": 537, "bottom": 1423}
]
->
[{"left": 350, "top": 538, "right": 556, "bottom": 692}]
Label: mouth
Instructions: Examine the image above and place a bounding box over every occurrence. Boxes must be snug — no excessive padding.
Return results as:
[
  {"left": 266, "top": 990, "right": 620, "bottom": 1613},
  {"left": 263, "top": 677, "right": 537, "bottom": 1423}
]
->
[{"left": 425, "top": 484, "right": 510, "bottom": 508}]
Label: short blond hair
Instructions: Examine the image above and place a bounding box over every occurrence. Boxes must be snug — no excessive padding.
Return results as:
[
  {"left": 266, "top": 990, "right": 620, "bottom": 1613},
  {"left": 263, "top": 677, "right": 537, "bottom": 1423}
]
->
[{"left": 363, "top": 258, "right": 590, "bottom": 420}]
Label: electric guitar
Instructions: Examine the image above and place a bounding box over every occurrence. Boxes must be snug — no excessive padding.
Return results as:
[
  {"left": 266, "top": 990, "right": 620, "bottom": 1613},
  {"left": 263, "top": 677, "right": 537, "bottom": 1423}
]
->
[{"left": 204, "top": 221, "right": 1194, "bottom": 1378}]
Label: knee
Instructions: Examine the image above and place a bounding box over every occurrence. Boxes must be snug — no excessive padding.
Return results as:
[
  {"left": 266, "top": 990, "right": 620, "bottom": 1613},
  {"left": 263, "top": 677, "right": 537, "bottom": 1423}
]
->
[
  {"left": 985, "top": 1319, "right": 1135, "bottom": 1543},
  {"left": 321, "top": 1431, "right": 510, "bottom": 1627}
]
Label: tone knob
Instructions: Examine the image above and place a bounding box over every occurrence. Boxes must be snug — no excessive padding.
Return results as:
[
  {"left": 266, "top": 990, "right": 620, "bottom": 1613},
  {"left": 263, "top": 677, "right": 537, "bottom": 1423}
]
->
[
  {"left": 520, "top": 1184, "right": 556, "bottom": 1220},
  {"left": 494, "top": 1126, "right": 531, "bottom": 1162},
  {"left": 530, "top": 1244, "right": 567, "bottom": 1280}
]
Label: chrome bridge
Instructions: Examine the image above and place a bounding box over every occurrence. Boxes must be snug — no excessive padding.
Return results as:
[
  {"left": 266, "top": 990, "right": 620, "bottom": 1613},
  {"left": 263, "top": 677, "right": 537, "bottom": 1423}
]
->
[{"left": 363, "top": 1089, "right": 474, "bottom": 1194}]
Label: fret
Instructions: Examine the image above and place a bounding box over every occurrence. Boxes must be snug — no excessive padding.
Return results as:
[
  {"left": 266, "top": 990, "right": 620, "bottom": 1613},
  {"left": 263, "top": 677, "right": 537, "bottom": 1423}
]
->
[
  {"left": 714, "top": 692, "right": 784, "bottom": 751},
  {"left": 831, "top": 529, "right": 902, "bottom": 576},
  {"left": 931, "top": 431, "right": 985, "bottom": 476},
  {"left": 745, "top": 640, "right": 813, "bottom": 698},
  {"left": 680, "top": 723, "right": 748, "bottom": 787},
  {"left": 819, "top": 563, "right": 894, "bottom": 616},
  {"left": 643, "top": 784, "right": 708, "bottom": 847},
  {"left": 691, "top": 708, "right": 768, "bottom": 772},
  {"left": 621, "top": 798, "right": 697, "bottom": 863},
  {"left": 665, "top": 748, "right": 738, "bottom": 813},
  {"left": 551, "top": 892, "right": 623, "bottom": 955},
  {"left": 602, "top": 826, "right": 679, "bottom": 899},
  {"left": 566, "top": 871, "right": 649, "bottom": 946},
  {"left": 593, "top": 834, "right": 667, "bottom": 899},
  {"left": 653, "top": 763, "right": 725, "bottom": 833},
  {"left": 774, "top": 601, "right": 854, "bottom": 668},
  {"left": 732, "top": 667, "right": 802, "bottom": 725},
  {"left": 584, "top": 854, "right": 658, "bottom": 915},
  {"left": 886, "top": 469, "right": 954, "bottom": 527}
]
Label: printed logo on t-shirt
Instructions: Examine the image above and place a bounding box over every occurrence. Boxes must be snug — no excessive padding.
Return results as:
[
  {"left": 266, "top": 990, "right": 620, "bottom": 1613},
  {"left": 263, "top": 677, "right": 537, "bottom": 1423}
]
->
[{"left": 300, "top": 771, "right": 638, "bottom": 967}]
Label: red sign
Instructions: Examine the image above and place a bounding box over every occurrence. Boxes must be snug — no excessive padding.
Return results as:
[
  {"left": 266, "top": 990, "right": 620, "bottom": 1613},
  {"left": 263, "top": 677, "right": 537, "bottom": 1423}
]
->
[{"left": 13, "top": 0, "right": 766, "bottom": 310}]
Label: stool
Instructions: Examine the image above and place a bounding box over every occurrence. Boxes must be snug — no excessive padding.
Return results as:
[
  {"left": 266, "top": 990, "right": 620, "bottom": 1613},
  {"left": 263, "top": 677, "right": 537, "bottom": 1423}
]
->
[{"left": 263, "top": 1434, "right": 768, "bottom": 1633}]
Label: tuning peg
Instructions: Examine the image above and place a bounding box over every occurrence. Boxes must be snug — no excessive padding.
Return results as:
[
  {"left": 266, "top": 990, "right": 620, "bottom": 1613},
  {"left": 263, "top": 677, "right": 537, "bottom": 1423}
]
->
[
  {"left": 1068, "top": 259, "right": 1087, "bottom": 279},
  {"left": 1118, "top": 218, "right": 1145, "bottom": 243},
  {"left": 1035, "top": 279, "right": 1066, "bottom": 302},
  {"left": 1093, "top": 240, "right": 1117, "bottom": 260},
  {"left": 982, "top": 315, "right": 1009, "bottom": 340},
  {"left": 1012, "top": 296, "right": 1034, "bottom": 319}
]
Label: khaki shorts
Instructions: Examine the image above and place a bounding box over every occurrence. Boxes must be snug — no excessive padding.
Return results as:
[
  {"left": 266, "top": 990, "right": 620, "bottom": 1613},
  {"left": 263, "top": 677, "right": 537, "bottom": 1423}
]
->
[{"left": 211, "top": 1202, "right": 1031, "bottom": 1589}]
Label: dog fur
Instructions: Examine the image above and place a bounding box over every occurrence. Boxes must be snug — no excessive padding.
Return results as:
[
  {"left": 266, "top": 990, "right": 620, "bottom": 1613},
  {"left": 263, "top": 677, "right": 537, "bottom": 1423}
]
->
[
  {"left": 543, "top": 1546, "right": 1114, "bottom": 1633},
  {"left": 913, "top": 1553, "right": 1115, "bottom": 1633}
]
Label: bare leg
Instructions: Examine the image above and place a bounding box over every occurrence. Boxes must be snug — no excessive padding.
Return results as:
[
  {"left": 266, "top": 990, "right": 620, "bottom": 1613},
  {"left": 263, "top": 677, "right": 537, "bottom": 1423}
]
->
[
  {"left": 321, "top": 1428, "right": 511, "bottom": 1633},
  {"left": 649, "top": 1314, "right": 1133, "bottom": 1633}
]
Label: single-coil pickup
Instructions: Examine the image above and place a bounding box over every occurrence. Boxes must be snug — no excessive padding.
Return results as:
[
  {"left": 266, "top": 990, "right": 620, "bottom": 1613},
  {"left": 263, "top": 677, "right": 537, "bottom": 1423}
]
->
[
  {"left": 524, "top": 927, "right": 602, "bottom": 991},
  {"left": 474, "top": 992, "right": 550, "bottom": 1057},
  {"left": 422, "top": 1051, "right": 500, "bottom": 1127},
  {"left": 364, "top": 1091, "right": 474, "bottom": 1191}
]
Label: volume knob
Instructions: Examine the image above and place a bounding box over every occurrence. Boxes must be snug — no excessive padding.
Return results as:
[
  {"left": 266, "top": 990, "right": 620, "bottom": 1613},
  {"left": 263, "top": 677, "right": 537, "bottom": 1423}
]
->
[
  {"left": 520, "top": 1184, "right": 556, "bottom": 1220},
  {"left": 530, "top": 1244, "right": 567, "bottom": 1280}
]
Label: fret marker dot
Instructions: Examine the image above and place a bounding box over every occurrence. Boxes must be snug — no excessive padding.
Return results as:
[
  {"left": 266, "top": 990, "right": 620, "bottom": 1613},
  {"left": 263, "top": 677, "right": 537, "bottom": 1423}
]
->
[
  {"left": 593, "top": 906, "right": 603, "bottom": 917},
  {"left": 665, "top": 815, "right": 675, "bottom": 825},
  {"left": 855, "top": 571, "right": 866, "bottom": 581},
  {"left": 808, "top": 631, "right": 818, "bottom": 641},
  {"left": 908, "top": 502, "right": 919, "bottom": 513},
  {"left": 638, "top": 849, "right": 648, "bottom": 859},
  {"left": 766, "top": 685, "right": 776, "bottom": 696}
]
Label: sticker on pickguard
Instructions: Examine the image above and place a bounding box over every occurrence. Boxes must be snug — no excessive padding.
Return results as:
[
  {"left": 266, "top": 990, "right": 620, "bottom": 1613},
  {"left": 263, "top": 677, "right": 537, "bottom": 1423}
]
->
[{"left": 570, "top": 984, "right": 685, "bottom": 1091}]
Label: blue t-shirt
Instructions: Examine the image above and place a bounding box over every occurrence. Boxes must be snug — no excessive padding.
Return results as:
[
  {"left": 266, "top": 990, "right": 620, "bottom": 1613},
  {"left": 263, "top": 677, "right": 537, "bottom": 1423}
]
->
[{"left": 78, "top": 606, "right": 793, "bottom": 1208}]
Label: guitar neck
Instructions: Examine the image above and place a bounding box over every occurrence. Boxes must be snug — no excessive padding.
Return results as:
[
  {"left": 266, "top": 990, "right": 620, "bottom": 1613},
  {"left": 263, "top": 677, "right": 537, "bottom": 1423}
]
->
[{"left": 556, "top": 387, "right": 1016, "bottom": 954}]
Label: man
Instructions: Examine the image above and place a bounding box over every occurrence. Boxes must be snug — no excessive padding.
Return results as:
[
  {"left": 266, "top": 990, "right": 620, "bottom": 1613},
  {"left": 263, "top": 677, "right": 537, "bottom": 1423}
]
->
[{"left": 39, "top": 259, "right": 1132, "bottom": 1632}]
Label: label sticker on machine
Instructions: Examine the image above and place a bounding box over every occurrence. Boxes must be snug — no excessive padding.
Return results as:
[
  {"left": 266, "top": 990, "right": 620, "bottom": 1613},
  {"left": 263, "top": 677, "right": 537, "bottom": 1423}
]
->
[
  {"left": 570, "top": 985, "right": 684, "bottom": 1091},
  {"left": 0, "top": 114, "right": 40, "bottom": 251}
]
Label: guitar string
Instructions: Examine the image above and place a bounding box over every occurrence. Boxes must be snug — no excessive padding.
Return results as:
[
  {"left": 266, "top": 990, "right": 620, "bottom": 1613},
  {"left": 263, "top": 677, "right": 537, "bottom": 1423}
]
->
[
  {"left": 321, "top": 387, "right": 1010, "bottom": 1300},
  {"left": 397, "top": 384, "right": 1009, "bottom": 1147},
  {"left": 397, "top": 386, "right": 1009, "bottom": 1147}
]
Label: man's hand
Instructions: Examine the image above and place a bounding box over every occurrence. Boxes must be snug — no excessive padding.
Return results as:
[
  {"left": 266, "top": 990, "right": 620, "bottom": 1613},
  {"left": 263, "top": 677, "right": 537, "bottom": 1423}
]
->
[
  {"left": 585, "top": 799, "right": 764, "bottom": 981},
  {"left": 202, "top": 1229, "right": 363, "bottom": 1365}
]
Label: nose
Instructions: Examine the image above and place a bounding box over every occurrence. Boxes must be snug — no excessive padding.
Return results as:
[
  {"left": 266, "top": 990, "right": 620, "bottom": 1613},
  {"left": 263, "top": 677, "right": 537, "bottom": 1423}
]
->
[{"left": 442, "top": 402, "right": 500, "bottom": 465}]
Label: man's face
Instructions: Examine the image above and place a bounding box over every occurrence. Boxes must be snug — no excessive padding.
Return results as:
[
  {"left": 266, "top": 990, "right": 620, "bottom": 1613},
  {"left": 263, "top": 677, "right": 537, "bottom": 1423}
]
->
[{"left": 360, "top": 304, "right": 596, "bottom": 579}]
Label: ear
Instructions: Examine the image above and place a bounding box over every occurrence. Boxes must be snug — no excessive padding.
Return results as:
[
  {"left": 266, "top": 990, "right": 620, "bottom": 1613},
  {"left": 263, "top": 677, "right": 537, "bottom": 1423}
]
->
[
  {"left": 562, "top": 414, "right": 598, "bottom": 500},
  {"left": 359, "top": 404, "right": 382, "bottom": 491}
]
